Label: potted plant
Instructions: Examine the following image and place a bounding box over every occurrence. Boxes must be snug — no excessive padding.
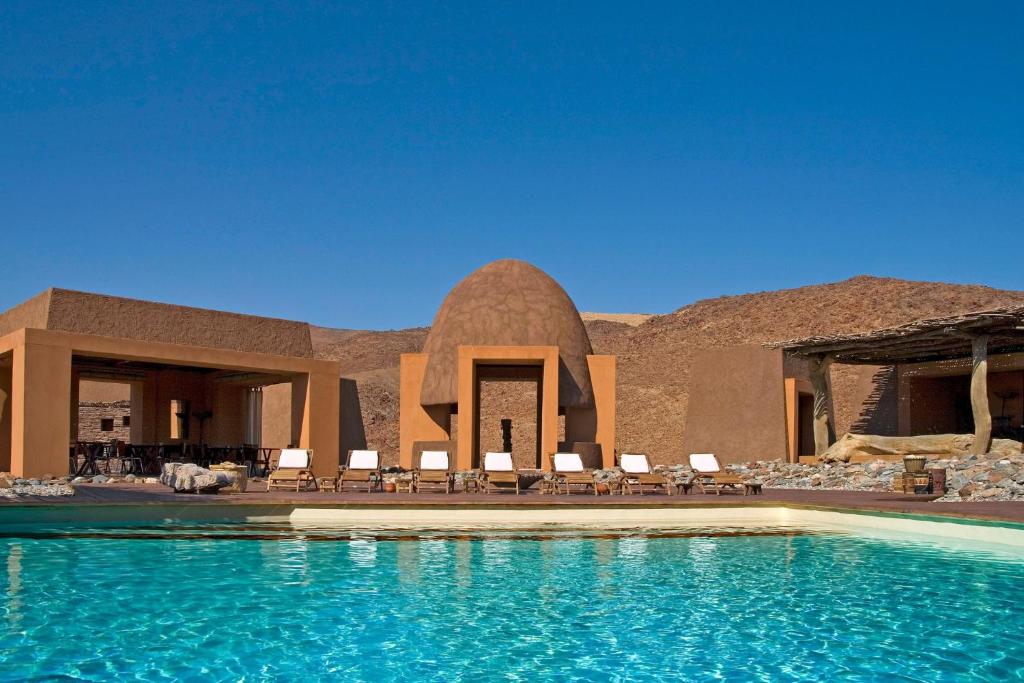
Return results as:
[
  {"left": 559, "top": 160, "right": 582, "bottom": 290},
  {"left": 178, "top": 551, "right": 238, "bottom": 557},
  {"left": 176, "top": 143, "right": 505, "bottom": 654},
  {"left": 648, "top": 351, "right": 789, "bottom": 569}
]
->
[{"left": 381, "top": 466, "right": 403, "bottom": 493}]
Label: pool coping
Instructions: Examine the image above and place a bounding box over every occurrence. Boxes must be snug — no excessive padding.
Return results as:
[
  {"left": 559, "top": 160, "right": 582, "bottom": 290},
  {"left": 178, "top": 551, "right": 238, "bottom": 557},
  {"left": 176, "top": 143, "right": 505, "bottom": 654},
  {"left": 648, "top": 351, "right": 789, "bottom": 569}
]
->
[{"left": 3, "top": 497, "right": 1024, "bottom": 532}]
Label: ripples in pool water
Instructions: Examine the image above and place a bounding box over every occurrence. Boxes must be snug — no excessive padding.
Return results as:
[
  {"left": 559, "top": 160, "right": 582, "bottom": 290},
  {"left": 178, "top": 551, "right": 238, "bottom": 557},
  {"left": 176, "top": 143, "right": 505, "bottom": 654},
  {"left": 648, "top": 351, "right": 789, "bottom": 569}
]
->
[{"left": 0, "top": 522, "right": 1021, "bottom": 681}]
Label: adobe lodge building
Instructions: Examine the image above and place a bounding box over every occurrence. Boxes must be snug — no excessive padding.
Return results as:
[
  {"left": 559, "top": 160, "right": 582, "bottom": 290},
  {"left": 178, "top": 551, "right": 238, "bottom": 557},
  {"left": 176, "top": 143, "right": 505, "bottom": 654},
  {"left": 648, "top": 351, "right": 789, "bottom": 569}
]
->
[
  {"left": 399, "top": 259, "right": 615, "bottom": 471},
  {"left": 0, "top": 289, "right": 342, "bottom": 478},
  {"left": 0, "top": 260, "right": 1022, "bottom": 478},
  {"left": 682, "top": 307, "right": 1024, "bottom": 464}
]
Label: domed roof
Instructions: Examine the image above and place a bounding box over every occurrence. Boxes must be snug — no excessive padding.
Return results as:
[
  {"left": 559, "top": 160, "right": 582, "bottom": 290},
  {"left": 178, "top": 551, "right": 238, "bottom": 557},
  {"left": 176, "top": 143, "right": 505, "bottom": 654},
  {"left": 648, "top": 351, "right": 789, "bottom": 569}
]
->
[{"left": 420, "top": 259, "right": 594, "bottom": 407}]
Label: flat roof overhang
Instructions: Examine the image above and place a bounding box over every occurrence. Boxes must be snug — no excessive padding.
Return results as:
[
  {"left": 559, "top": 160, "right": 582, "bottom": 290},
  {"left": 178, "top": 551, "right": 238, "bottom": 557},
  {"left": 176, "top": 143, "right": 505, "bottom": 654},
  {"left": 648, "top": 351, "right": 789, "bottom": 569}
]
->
[{"left": 0, "top": 327, "right": 341, "bottom": 378}]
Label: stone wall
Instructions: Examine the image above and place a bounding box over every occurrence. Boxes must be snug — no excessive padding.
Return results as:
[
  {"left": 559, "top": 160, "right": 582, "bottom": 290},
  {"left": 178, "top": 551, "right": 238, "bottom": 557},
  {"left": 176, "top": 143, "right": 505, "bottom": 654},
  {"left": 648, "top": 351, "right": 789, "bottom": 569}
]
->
[{"left": 78, "top": 401, "right": 131, "bottom": 442}]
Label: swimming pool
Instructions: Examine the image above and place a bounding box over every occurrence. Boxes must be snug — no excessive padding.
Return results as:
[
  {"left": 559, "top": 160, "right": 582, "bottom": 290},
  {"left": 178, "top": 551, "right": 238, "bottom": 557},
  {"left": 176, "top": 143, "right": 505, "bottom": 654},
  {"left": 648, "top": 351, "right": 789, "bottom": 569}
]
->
[{"left": 0, "top": 520, "right": 1021, "bottom": 681}]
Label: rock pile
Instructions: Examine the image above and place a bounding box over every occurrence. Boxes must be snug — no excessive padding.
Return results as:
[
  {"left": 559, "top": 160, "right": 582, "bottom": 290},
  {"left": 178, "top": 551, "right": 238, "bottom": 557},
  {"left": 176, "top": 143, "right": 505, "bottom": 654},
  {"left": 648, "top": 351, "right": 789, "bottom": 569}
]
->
[
  {"left": 669, "top": 454, "right": 1024, "bottom": 503},
  {"left": 159, "top": 463, "right": 230, "bottom": 493},
  {"left": 0, "top": 473, "right": 74, "bottom": 498}
]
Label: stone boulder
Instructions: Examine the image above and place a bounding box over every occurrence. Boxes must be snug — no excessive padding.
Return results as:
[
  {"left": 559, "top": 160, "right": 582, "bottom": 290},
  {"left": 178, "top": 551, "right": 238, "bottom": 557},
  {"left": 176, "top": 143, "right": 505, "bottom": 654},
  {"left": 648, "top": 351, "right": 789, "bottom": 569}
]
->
[
  {"left": 159, "top": 463, "right": 229, "bottom": 494},
  {"left": 819, "top": 433, "right": 1023, "bottom": 463}
]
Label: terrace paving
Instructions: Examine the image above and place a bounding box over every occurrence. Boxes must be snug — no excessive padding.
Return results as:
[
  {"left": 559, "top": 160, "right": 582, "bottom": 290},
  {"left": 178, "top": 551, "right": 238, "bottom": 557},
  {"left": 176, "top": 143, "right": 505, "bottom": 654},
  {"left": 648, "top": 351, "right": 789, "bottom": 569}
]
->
[{"left": 4, "top": 484, "right": 1024, "bottom": 525}]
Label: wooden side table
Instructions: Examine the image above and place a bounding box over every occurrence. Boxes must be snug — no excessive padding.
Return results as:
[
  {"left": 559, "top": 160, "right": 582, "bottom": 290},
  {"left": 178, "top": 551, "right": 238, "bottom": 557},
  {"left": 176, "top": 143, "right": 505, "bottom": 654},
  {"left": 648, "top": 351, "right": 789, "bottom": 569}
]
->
[
  {"left": 673, "top": 479, "right": 694, "bottom": 495},
  {"left": 743, "top": 482, "right": 763, "bottom": 496},
  {"left": 539, "top": 478, "right": 559, "bottom": 495},
  {"left": 317, "top": 477, "right": 338, "bottom": 492}
]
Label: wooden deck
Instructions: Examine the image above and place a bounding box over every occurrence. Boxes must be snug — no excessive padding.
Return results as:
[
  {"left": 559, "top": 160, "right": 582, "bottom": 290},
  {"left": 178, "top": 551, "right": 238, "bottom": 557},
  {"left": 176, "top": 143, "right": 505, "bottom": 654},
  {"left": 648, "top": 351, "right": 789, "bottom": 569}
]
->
[{"left": 4, "top": 484, "right": 1024, "bottom": 525}]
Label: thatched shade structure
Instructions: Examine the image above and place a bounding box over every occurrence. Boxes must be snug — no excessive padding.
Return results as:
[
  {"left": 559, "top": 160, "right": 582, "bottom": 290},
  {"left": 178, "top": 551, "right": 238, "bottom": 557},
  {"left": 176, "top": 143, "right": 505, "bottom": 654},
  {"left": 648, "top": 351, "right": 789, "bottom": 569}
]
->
[
  {"left": 768, "top": 306, "right": 1024, "bottom": 456},
  {"left": 419, "top": 259, "right": 594, "bottom": 407}
]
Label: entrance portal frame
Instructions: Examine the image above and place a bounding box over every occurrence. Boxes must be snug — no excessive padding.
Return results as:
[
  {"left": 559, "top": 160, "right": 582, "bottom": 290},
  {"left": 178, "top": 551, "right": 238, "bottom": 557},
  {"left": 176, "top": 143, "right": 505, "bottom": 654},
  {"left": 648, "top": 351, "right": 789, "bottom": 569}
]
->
[{"left": 400, "top": 345, "right": 615, "bottom": 471}]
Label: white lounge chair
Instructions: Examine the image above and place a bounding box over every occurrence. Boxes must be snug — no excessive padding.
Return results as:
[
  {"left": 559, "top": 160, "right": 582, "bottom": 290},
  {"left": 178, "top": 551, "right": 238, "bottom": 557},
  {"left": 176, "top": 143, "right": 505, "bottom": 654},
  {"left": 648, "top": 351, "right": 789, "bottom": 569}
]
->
[
  {"left": 478, "top": 452, "right": 521, "bottom": 494},
  {"left": 267, "top": 448, "right": 317, "bottom": 492},
  {"left": 618, "top": 453, "right": 671, "bottom": 495},
  {"left": 688, "top": 453, "right": 743, "bottom": 495},
  {"left": 415, "top": 450, "right": 453, "bottom": 493},
  {"left": 551, "top": 452, "right": 597, "bottom": 495},
  {"left": 339, "top": 449, "right": 381, "bottom": 492}
]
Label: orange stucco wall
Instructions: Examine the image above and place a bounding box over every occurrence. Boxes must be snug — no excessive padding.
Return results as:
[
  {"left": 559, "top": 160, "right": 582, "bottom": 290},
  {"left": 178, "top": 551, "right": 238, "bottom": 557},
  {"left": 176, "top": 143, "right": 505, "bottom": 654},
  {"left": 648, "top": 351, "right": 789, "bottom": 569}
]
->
[
  {"left": 564, "top": 355, "right": 616, "bottom": 468},
  {"left": 399, "top": 353, "right": 452, "bottom": 468},
  {"left": 682, "top": 345, "right": 789, "bottom": 465}
]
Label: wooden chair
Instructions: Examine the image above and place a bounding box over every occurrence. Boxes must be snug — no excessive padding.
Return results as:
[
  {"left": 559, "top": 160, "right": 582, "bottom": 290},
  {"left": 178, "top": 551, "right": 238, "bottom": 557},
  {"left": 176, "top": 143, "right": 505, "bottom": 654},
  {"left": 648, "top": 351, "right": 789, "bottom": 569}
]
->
[
  {"left": 551, "top": 452, "right": 597, "bottom": 495},
  {"left": 414, "top": 450, "right": 453, "bottom": 493},
  {"left": 478, "top": 452, "right": 521, "bottom": 494},
  {"left": 617, "top": 453, "right": 671, "bottom": 495},
  {"left": 338, "top": 449, "right": 382, "bottom": 492},
  {"left": 688, "top": 453, "right": 743, "bottom": 495},
  {"left": 266, "top": 448, "right": 317, "bottom": 492}
]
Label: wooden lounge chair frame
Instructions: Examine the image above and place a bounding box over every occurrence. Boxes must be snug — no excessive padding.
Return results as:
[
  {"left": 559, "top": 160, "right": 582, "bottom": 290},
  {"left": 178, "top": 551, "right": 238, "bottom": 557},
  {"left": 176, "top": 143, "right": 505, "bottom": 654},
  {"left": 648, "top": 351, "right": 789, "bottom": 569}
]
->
[
  {"left": 478, "top": 452, "right": 521, "bottom": 495},
  {"left": 617, "top": 453, "right": 672, "bottom": 495},
  {"left": 551, "top": 453, "right": 597, "bottom": 495},
  {"left": 689, "top": 453, "right": 743, "bottom": 495},
  {"left": 266, "top": 448, "right": 317, "bottom": 492},
  {"left": 338, "top": 449, "right": 382, "bottom": 493},
  {"left": 414, "top": 450, "right": 453, "bottom": 494}
]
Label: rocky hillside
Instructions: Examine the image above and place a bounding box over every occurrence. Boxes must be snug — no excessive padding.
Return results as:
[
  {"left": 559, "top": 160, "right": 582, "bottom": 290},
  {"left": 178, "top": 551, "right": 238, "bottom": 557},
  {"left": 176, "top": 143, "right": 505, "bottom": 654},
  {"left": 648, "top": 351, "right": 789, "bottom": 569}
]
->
[{"left": 310, "top": 276, "right": 1024, "bottom": 466}]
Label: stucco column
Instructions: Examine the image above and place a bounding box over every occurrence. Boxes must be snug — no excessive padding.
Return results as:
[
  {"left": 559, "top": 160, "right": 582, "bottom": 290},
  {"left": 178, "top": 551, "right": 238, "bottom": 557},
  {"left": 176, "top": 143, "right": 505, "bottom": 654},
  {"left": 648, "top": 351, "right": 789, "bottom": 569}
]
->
[
  {"left": 11, "top": 341, "right": 72, "bottom": 477},
  {"left": 291, "top": 372, "right": 340, "bottom": 477},
  {"left": 587, "top": 355, "right": 616, "bottom": 468},
  {"left": 69, "top": 369, "right": 80, "bottom": 442},
  {"left": 0, "top": 363, "right": 11, "bottom": 472},
  {"left": 539, "top": 354, "right": 559, "bottom": 470},
  {"left": 808, "top": 354, "right": 834, "bottom": 457},
  {"left": 456, "top": 352, "right": 475, "bottom": 470},
  {"left": 970, "top": 335, "right": 992, "bottom": 455}
]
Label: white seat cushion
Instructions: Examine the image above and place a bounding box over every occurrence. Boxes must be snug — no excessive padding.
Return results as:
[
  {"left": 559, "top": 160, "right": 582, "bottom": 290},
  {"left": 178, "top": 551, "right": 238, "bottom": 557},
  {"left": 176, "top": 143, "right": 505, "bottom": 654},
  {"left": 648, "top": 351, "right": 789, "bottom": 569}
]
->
[
  {"left": 420, "top": 450, "right": 449, "bottom": 470},
  {"left": 620, "top": 453, "right": 651, "bottom": 474},
  {"left": 689, "top": 453, "right": 721, "bottom": 473},
  {"left": 553, "top": 452, "right": 585, "bottom": 472},
  {"left": 278, "top": 448, "right": 311, "bottom": 469},
  {"left": 349, "top": 450, "right": 379, "bottom": 470},
  {"left": 484, "top": 452, "right": 514, "bottom": 472}
]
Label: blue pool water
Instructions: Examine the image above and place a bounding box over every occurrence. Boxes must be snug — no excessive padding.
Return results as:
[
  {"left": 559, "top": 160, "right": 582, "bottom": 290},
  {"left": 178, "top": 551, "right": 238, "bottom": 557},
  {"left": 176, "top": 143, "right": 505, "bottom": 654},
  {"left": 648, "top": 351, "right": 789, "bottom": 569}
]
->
[{"left": 0, "top": 522, "right": 1022, "bottom": 681}]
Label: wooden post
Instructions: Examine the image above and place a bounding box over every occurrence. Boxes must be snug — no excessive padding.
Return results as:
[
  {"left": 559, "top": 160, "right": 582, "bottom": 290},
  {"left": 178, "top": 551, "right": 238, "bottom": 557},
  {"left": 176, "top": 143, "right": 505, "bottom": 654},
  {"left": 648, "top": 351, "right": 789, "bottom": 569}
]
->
[
  {"left": 970, "top": 335, "right": 992, "bottom": 454},
  {"left": 808, "top": 355, "right": 834, "bottom": 457}
]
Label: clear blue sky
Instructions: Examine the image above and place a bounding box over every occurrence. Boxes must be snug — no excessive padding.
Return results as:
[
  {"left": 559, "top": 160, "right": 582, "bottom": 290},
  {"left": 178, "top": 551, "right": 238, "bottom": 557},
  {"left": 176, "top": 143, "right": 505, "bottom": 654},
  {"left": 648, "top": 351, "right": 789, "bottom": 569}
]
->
[{"left": 1, "top": 2, "right": 1021, "bottom": 329}]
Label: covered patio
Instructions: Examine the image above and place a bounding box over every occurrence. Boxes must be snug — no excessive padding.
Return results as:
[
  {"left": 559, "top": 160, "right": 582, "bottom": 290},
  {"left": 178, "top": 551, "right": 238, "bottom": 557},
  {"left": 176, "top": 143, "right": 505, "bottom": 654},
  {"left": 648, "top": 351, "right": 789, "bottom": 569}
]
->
[
  {"left": 0, "top": 289, "right": 341, "bottom": 478},
  {"left": 772, "top": 306, "right": 1024, "bottom": 457}
]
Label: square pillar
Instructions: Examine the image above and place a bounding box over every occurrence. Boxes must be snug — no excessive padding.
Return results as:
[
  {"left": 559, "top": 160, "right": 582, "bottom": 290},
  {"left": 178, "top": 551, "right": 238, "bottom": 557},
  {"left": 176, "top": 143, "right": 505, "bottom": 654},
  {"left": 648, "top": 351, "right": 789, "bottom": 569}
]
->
[
  {"left": 130, "top": 374, "right": 159, "bottom": 444},
  {"left": 291, "top": 372, "right": 340, "bottom": 477},
  {"left": 11, "top": 341, "right": 72, "bottom": 477},
  {"left": 783, "top": 378, "right": 799, "bottom": 464},
  {"left": 587, "top": 355, "right": 615, "bottom": 468},
  {"left": 0, "top": 362, "right": 11, "bottom": 472},
  {"left": 69, "top": 369, "right": 80, "bottom": 442},
  {"left": 539, "top": 355, "right": 559, "bottom": 470},
  {"left": 456, "top": 352, "right": 476, "bottom": 470}
]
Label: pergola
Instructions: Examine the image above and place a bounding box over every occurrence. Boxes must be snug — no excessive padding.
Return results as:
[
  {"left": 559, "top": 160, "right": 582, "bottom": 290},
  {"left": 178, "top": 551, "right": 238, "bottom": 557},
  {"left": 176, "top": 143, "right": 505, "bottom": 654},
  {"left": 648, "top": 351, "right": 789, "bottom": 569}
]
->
[{"left": 769, "top": 306, "right": 1024, "bottom": 456}]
